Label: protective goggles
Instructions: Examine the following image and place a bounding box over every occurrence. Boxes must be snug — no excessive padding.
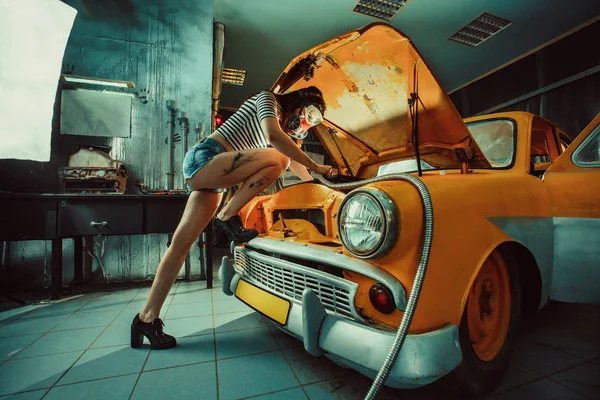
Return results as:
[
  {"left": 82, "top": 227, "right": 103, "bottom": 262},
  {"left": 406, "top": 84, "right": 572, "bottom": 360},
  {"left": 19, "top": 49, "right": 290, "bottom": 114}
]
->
[{"left": 284, "top": 105, "right": 324, "bottom": 140}]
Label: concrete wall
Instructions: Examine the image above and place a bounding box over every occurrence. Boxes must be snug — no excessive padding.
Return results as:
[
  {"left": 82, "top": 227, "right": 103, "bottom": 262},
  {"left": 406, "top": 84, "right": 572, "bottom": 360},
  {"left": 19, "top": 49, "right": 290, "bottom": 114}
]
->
[
  {"left": 449, "top": 20, "right": 600, "bottom": 138},
  {"left": 0, "top": 0, "right": 214, "bottom": 291}
]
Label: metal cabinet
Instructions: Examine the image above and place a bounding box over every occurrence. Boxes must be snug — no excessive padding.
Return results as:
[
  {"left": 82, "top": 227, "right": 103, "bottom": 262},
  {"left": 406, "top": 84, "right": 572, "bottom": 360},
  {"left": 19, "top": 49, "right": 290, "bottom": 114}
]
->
[
  {"left": 58, "top": 198, "right": 143, "bottom": 236},
  {"left": 0, "top": 198, "right": 57, "bottom": 240},
  {"left": 145, "top": 198, "right": 187, "bottom": 234}
]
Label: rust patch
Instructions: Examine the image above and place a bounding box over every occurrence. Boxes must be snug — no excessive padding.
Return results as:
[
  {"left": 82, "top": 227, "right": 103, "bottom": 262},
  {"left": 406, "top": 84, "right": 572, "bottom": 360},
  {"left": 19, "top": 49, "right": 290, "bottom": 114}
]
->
[
  {"left": 362, "top": 94, "right": 379, "bottom": 115},
  {"left": 325, "top": 55, "right": 340, "bottom": 69},
  {"left": 342, "top": 79, "right": 359, "bottom": 92}
]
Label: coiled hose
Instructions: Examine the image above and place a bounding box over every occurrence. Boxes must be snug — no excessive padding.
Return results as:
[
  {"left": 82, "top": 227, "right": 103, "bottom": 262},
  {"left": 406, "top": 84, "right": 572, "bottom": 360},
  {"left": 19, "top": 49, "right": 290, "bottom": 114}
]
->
[{"left": 316, "top": 173, "right": 434, "bottom": 400}]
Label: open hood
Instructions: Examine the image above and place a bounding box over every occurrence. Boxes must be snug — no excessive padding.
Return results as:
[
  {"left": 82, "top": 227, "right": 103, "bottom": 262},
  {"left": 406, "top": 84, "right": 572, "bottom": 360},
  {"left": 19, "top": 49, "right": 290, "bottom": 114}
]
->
[{"left": 272, "top": 23, "right": 491, "bottom": 176}]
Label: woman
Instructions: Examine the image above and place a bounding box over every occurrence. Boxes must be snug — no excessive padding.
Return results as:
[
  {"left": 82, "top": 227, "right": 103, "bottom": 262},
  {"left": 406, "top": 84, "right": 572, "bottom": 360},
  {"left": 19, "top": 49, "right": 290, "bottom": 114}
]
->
[{"left": 131, "top": 86, "right": 332, "bottom": 349}]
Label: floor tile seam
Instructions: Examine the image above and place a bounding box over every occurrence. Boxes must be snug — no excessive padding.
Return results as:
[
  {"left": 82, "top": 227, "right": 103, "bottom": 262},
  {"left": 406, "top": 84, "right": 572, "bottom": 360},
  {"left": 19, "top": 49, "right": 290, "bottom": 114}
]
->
[
  {"left": 164, "top": 312, "right": 214, "bottom": 320},
  {"left": 278, "top": 341, "right": 308, "bottom": 389},
  {"left": 10, "top": 295, "right": 95, "bottom": 320},
  {"left": 167, "top": 310, "right": 256, "bottom": 321},
  {"left": 142, "top": 358, "right": 216, "bottom": 373},
  {"left": 48, "top": 301, "right": 125, "bottom": 332},
  {"left": 170, "top": 297, "right": 213, "bottom": 303},
  {"left": 8, "top": 348, "right": 87, "bottom": 361},
  {"left": 0, "top": 310, "right": 69, "bottom": 335},
  {"left": 210, "top": 290, "right": 222, "bottom": 400},
  {"left": 1, "top": 309, "right": 100, "bottom": 360},
  {"left": 210, "top": 308, "right": 259, "bottom": 316},
  {"left": 237, "top": 385, "right": 305, "bottom": 400},
  {"left": 214, "top": 324, "right": 269, "bottom": 335},
  {"left": 545, "top": 375, "right": 597, "bottom": 400},
  {"left": 49, "top": 371, "right": 140, "bottom": 389},
  {"left": 265, "top": 322, "right": 288, "bottom": 352},
  {"left": 28, "top": 348, "right": 89, "bottom": 398},
  {"left": 37, "top": 387, "right": 51, "bottom": 400},
  {"left": 1, "top": 296, "right": 87, "bottom": 323},
  {"left": 128, "top": 369, "right": 143, "bottom": 400},
  {"left": 3, "top": 329, "right": 51, "bottom": 362},
  {"left": 19, "top": 309, "right": 86, "bottom": 320},
  {"left": 49, "top": 316, "right": 119, "bottom": 333},
  {"left": 492, "top": 359, "right": 593, "bottom": 395},
  {"left": 527, "top": 336, "right": 597, "bottom": 360},
  {"left": 214, "top": 324, "right": 271, "bottom": 337},
  {"left": 45, "top": 302, "right": 130, "bottom": 389},
  {"left": 0, "top": 387, "right": 50, "bottom": 399},
  {"left": 297, "top": 376, "right": 347, "bottom": 388},
  {"left": 215, "top": 346, "right": 285, "bottom": 362},
  {"left": 89, "top": 330, "right": 217, "bottom": 350},
  {"left": 160, "top": 284, "right": 178, "bottom": 319},
  {"left": 129, "top": 345, "right": 153, "bottom": 400},
  {"left": 131, "top": 282, "right": 176, "bottom": 390}
]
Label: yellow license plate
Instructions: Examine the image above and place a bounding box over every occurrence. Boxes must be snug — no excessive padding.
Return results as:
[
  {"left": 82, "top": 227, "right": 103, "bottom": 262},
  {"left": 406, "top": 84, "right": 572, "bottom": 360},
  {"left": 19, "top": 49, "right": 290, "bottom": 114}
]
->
[{"left": 235, "top": 279, "right": 290, "bottom": 325}]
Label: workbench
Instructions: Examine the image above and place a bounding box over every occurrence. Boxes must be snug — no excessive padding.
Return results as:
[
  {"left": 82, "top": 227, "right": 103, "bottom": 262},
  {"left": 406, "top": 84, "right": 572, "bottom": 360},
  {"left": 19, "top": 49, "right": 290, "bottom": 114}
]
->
[{"left": 0, "top": 193, "right": 214, "bottom": 299}]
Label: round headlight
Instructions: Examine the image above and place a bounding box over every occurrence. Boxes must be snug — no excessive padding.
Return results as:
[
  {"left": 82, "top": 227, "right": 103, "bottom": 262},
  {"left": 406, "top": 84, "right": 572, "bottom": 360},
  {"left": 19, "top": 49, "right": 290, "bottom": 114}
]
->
[{"left": 338, "top": 189, "right": 398, "bottom": 259}]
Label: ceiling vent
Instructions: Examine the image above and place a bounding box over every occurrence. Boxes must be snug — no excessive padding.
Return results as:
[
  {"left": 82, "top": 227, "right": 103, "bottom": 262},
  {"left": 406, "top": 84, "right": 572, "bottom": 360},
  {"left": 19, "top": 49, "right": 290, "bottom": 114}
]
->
[
  {"left": 222, "top": 68, "right": 247, "bottom": 86},
  {"left": 449, "top": 12, "right": 512, "bottom": 47},
  {"left": 351, "top": 0, "right": 411, "bottom": 21}
]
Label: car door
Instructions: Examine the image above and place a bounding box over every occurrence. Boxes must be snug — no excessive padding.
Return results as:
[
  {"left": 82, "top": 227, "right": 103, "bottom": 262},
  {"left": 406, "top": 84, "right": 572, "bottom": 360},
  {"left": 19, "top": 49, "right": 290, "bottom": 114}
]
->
[{"left": 543, "top": 113, "right": 600, "bottom": 303}]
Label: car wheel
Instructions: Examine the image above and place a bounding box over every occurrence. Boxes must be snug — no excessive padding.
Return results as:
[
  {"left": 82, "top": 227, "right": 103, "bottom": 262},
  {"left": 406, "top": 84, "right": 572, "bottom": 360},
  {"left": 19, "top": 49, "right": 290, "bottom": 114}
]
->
[{"left": 441, "top": 249, "right": 521, "bottom": 396}]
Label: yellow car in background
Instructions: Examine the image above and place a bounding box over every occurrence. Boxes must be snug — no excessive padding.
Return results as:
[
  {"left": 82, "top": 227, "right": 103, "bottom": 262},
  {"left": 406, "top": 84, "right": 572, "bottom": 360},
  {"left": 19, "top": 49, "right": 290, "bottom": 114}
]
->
[{"left": 219, "top": 23, "right": 600, "bottom": 396}]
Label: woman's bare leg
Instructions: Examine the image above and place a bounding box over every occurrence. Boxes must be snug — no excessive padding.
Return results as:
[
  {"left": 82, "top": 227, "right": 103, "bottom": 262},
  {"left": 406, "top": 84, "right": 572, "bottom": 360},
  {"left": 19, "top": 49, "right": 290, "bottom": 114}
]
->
[
  {"left": 217, "top": 163, "right": 286, "bottom": 220},
  {"left": 138, "top": 190, "right": 222, "bottom": 322},
  {"left": 186, "top": 148, "right": 290, "bottom": 192},
  {"left": 186, "top": 148, "right": 290, "bottom": 221}
]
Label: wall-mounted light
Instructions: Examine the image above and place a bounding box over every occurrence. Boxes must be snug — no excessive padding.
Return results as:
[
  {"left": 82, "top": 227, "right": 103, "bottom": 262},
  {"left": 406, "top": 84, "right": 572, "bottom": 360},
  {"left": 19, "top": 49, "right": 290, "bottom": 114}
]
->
[
  {"left": 222, "top": 68, "right": 247, "bottom": 86},
  {"left": 60, "top": 74, "right": 135, "bottom": 88}
]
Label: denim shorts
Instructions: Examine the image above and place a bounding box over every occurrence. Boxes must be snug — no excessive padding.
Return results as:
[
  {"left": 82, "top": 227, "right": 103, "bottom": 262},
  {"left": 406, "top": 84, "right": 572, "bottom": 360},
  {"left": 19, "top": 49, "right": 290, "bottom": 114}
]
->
[{"left": 183, "top": 138, "right": 226, "bottom": 182}]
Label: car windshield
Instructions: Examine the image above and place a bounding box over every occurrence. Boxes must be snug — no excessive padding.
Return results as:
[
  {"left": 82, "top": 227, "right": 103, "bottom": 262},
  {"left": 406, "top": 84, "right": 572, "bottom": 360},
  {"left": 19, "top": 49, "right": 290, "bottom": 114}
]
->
[
  {"left": 377, "top": 159, "right": 436, "bottom": 176},
  {"left": 466, "top": 119, "right": 516, "bottom": 168},
  {"left": 377, "top": 118, "right": 516, "bottom": 174}
]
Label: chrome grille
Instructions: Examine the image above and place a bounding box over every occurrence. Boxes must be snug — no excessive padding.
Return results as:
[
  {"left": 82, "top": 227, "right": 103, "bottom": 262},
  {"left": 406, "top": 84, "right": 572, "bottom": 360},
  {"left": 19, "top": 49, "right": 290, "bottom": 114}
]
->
[{"left": 234, "top": 248, "right": 358, "bottom": 321}]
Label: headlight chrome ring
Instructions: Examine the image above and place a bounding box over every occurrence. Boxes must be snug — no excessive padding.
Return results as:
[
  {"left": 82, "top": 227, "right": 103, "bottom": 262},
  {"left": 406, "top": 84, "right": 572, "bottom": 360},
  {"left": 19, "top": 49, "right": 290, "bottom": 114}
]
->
[{"left": 337, "top": 188, "right": 399, "bottom": 259}]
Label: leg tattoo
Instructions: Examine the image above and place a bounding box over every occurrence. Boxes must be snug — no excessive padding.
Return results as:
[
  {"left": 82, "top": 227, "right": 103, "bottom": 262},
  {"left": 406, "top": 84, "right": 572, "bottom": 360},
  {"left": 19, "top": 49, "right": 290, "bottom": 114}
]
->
[
  {"left": 249, "top": 178, "right": 265, "bottom": 189},
  {"left": 223, "top": 153, "right": 244, "bottom": 176}
]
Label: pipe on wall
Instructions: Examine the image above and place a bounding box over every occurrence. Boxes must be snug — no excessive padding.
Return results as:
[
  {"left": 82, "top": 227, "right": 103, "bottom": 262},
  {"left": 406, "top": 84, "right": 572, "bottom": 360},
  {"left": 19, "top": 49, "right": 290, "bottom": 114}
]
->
[
  {"left": 166, "top": 100, "right": 177, "bottom": 191},
  {"left": 212, "top": 22, "right": 225, "bottom": 132}
]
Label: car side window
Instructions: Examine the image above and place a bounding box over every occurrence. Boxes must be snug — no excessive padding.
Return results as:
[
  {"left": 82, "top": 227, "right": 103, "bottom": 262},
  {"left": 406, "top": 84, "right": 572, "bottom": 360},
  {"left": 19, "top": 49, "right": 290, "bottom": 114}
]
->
[
  {"left": 466, "top": 119, "right": 515, "bottom": 168},
  {"left": 531, "top": 130, "right": 551, "bottom": 164},
  {"left": 572, "top": 125, "right": 600, "bottom": 167}
]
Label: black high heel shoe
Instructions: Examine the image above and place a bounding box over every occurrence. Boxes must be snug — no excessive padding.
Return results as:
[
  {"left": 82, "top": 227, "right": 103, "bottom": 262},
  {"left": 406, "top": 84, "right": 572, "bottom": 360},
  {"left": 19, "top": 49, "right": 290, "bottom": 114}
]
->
[
  {"left": 131, "top": 314, "right": 177, "bottom": 350},
  {"left": 214, "top": 215, "right": 259, "bottom": 242}
]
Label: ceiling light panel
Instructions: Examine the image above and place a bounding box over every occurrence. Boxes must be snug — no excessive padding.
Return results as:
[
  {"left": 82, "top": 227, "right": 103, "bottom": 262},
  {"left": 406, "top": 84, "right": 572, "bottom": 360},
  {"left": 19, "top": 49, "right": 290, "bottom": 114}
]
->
[
  {"left": 449, "top": 12, "right": 512, "bottom": 47},
  {"left": 351, "top": 0, "right": 410, "bottom": 22},
  {"left": 222, "top": 68, "right": 247, "bottom": 86}
]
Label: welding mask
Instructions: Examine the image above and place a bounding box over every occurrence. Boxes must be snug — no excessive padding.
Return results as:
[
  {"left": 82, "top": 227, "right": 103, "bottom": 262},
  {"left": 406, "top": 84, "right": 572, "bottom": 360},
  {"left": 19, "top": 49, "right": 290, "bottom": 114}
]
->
[{"left": 283, "top": 105, "right": 323, "bottom": 140}]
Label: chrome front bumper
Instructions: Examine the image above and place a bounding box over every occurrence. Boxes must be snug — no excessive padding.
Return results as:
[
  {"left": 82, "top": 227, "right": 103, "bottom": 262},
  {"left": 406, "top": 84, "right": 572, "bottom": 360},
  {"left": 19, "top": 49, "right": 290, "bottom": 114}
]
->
[{"left": 219, "top": 254, "right": 463, "bottom": 389}]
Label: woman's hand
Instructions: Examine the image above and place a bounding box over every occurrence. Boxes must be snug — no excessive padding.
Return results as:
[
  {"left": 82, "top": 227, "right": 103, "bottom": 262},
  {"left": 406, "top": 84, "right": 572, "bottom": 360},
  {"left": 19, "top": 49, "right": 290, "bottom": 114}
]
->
[
  {"left": 262, "top": 117, "right": 328, "bottom": 172},
  {"left": 310, "top": 164, "right": 333, "bottom": 175}
]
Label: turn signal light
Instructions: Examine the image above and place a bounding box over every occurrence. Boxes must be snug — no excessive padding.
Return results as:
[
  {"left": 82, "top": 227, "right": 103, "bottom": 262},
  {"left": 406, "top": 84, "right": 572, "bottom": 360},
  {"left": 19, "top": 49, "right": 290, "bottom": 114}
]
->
[{"left": 369, "top": 283, "right": 395, "bottom": 314}]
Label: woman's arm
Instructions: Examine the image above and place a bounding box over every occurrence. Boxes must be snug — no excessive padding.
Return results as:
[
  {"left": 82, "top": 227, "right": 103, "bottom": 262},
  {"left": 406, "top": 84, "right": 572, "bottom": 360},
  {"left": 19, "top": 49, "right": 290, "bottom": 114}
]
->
[
  {"left": 261, "top": 117, "right": 330, "bottom": 174},
  {"left": 289, "top": 159, "right": 314, "bottom": 181}
]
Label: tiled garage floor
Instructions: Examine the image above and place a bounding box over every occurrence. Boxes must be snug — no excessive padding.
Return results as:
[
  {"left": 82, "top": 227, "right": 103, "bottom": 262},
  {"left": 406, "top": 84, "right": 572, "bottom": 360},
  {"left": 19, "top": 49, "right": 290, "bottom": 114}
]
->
[{"left": 0, "top": 280, "right": 599, "bottom": 400}]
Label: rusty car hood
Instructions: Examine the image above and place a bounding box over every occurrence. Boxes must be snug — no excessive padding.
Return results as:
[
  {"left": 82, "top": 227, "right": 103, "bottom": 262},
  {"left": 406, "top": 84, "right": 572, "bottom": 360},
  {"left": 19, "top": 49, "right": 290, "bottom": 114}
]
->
[{"left": 271, "top": 23, "right": 491, "bottom": 176}]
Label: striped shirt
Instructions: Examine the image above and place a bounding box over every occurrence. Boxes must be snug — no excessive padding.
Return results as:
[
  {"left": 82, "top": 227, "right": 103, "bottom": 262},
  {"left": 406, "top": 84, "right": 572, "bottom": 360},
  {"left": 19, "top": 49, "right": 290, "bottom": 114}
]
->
[{"left": 216, "top": 91, "right": 278, "bottom": 151}]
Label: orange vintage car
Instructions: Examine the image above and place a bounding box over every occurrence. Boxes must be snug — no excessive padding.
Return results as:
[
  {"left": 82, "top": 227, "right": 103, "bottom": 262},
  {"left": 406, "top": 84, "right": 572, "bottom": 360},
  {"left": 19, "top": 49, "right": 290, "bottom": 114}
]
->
[{"left": 218, "top": 23, "right": 600, "bottom": 396}]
